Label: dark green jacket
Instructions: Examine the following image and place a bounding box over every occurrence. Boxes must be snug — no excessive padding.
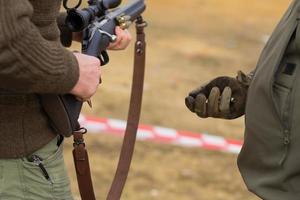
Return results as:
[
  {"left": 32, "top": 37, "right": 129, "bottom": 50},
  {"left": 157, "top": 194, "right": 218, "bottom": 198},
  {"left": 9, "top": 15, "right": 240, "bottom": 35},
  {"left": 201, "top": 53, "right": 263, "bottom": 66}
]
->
[{"left": 238, "top": 1, "right": 300, "bottom": 199}]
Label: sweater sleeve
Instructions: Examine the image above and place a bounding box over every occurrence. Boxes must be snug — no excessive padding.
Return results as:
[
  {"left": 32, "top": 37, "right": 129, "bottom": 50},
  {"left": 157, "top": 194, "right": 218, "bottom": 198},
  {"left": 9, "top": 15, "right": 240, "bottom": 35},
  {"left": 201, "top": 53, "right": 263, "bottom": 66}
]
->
[
  {"left": 57, "top": 12, "right": 73, "bottom": 47},
  {"left": 0, "top": 0, "right": 79, "bottom": 94}
]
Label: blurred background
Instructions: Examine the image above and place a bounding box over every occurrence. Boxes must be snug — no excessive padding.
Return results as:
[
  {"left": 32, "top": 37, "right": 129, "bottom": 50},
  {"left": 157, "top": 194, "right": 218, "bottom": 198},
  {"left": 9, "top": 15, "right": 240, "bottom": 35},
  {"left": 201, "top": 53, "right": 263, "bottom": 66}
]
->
[{"left": 64, "top": 0, "right": 291, "bottom": 199}]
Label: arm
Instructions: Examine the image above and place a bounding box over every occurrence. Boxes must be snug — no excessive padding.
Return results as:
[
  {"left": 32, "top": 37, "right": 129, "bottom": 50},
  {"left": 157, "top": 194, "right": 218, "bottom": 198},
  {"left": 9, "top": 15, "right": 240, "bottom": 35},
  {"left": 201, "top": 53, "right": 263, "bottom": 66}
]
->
[{"left": 0, "top": 0, "right": 79, "bottom": 94}]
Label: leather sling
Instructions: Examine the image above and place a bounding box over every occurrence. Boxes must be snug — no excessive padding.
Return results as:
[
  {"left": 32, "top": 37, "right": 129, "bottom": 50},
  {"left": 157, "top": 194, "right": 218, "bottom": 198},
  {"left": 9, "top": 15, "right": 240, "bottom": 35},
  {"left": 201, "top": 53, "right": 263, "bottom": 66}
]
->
[{"left": 72, "top": 17, "right": 147, "bottom": 200}]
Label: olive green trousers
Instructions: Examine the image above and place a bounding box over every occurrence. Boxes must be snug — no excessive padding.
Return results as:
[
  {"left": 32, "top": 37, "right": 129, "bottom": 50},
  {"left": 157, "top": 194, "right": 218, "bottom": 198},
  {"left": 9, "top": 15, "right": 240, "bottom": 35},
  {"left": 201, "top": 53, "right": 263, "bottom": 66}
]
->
[{"left": 0, "top": 136, "right": 73, "bottom": 200}]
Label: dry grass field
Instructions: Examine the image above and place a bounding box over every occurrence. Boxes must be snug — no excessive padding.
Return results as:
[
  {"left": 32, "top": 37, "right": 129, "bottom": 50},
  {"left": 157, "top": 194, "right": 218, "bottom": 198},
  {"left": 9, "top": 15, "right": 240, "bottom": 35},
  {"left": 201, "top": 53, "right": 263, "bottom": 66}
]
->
[{"left": 63, "top": 0, "right": 291, "bottom": 199}]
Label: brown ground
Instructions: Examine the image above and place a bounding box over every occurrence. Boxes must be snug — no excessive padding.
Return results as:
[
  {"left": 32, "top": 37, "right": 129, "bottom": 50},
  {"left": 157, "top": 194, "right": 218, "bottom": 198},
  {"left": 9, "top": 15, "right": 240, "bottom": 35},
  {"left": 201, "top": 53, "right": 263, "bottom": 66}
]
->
[{"left": 64, "top": 0, "right": 291, "bottom": 199}]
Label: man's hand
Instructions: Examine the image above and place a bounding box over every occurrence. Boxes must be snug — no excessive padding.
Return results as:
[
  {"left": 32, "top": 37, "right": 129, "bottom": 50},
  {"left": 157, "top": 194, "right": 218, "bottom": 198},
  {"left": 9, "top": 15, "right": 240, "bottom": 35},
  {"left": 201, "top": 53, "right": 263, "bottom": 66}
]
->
[
  {"left": 72, "top": 27, "right": 132, "bottom": 50},
  {"left": 185, "top": 71, "right": 251, "bottom": 119},
  {"left": 70, "top": 27, "right": 131, "bottom": 100},
  {"left": 70, "top": 53, "right": 101, "bottom": 100},
  {"left": 107, "top": 27, "right": 132, "bottom": 50}
]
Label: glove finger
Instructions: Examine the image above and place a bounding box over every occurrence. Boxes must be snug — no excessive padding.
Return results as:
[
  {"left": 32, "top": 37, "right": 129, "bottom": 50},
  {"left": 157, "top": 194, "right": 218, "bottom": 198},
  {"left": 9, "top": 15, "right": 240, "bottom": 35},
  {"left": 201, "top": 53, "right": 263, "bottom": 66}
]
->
[
  {"left": 219, "top": 86, "right": 232, "bottom": 116},
  {"left": 195, "top": 94, "right": 208, "bottom": 118},
  {"left": 185, "top": 96, "right": 196, "bottom": 112},
  {"left": 207, "top": 87, "right": 220, "bottom": 117}
]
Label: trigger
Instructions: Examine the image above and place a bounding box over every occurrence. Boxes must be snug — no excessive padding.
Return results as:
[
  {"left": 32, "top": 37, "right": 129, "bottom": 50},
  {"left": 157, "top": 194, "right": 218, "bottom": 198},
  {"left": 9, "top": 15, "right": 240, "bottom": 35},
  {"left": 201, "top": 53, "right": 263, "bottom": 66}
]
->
[{"left": 98, "top": 51, "right": 109, "bottom": 66}]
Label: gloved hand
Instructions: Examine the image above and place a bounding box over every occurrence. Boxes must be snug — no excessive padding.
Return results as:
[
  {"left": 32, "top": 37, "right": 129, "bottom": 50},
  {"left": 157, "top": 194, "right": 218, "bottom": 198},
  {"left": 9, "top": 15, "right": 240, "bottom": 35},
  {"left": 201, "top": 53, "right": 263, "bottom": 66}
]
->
[{"left": 185, "top": 71, "right": 252, "bottom": 119}]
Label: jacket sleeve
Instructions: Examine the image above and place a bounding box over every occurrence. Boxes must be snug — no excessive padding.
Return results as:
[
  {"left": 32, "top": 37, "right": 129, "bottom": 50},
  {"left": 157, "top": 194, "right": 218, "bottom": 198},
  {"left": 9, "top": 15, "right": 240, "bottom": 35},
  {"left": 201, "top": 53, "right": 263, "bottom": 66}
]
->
[
  {"left": 57, "top": 12, "right": 73, "bottom": 47},
  {"left": 0, "top": 0, "right": 79, "bottom": 94}
]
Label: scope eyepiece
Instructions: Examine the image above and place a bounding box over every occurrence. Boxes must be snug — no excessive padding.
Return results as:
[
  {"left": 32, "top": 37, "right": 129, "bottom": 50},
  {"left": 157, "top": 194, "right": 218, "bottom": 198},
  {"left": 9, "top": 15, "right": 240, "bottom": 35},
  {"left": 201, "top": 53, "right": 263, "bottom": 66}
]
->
[
  {"left": 65, "top": 0, "right": 122, "bottom": 32},
  {"left": 66, "top": 8, "right": 95, "bottom": 32}
]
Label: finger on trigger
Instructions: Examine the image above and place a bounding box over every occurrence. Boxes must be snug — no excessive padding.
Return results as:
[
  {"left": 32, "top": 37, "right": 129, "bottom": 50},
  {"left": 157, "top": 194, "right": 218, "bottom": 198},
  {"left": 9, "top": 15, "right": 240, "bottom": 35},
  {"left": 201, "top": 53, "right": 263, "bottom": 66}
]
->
[
  {"left": 114, "top": 32, "right": 126, "bottom": 49},
  {"left": 123, "top": 31, "right": 132, "bottom": 49},
  {"left": 185, "top": 96, "right": 195, "bottom": 112},
  {"left": 110, "top": 27, "right": 122, "bottom": 46},
  {"left": 219, "top": 86, "right": 232, "bottom": 115},
  {"left": 207, "top": 87, "right": 220, "bottom": 117},
  {"left": 125, "top": 29, "right": 132, "bottom": 42},
  {"left": 195, "top": 94, "right": 208, "bottom": 118}
]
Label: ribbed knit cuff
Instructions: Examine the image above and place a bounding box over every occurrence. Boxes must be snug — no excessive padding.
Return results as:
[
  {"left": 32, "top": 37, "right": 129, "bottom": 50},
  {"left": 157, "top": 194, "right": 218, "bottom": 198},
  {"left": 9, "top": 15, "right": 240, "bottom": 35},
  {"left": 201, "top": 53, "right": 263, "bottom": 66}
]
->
[{"left": 59, "top": 49, "right": 80, "bottom": 94}]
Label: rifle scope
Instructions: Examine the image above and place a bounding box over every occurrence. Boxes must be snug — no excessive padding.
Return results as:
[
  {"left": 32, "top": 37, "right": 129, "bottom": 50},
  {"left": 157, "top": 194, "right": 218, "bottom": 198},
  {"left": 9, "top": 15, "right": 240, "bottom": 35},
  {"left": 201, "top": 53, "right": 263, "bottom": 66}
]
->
[{"left": 66, "top": 0, "right": 122, "bottom": 32}]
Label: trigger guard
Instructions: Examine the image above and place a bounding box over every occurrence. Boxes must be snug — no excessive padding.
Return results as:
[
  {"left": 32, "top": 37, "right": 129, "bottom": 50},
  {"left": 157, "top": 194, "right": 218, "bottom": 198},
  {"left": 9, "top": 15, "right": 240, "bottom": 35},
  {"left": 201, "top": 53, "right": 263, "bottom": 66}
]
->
[{"left": 99, "top": 51, "right": 109, "bottom": 66}]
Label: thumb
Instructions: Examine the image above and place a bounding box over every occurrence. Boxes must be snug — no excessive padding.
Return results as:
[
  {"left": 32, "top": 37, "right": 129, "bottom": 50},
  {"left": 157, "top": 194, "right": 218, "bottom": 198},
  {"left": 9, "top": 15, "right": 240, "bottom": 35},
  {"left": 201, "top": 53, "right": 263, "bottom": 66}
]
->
[{"left": 185, "top": 96, "right": 195, "bottom": 112}]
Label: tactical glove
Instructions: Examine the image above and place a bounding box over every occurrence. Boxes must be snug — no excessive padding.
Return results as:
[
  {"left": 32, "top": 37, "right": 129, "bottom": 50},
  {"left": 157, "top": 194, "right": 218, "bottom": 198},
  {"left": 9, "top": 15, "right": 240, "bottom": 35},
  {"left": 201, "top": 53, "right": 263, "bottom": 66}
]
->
[{"left": 185, "top": 71, "right": 252, "bottom": 119}]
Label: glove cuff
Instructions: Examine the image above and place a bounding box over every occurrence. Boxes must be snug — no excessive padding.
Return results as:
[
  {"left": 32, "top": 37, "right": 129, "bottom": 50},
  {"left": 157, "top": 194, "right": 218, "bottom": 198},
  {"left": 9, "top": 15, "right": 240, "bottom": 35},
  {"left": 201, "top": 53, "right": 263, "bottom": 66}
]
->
[{"left": 236, "top": 70, "right": 253, "bottom": 87}]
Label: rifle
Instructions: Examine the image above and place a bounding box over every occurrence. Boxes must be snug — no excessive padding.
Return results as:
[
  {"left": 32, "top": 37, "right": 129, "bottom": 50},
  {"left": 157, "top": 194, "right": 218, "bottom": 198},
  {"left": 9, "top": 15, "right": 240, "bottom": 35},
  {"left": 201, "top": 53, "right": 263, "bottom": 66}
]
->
[
  {"left": 41, "top": 0, "right": 147, "bottom": 199},
  {"left": 65, "top": 0, "right": 146, "bottom": 64}
]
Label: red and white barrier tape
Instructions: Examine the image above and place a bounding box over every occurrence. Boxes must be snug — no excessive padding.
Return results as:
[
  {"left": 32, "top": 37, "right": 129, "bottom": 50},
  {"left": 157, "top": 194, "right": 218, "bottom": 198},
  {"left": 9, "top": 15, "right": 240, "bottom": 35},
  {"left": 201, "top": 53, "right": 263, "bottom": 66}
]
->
[{"left": 79, "top": 115, "right": 243, "bottom": 154}]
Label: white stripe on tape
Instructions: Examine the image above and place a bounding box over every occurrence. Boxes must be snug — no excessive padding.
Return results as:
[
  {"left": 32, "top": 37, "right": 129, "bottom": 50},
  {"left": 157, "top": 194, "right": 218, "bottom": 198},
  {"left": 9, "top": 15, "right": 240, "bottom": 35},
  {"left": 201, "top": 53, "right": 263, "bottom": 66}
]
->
[
  {"left": 175, "top": 136, "right": 203, "bottom": 147},
  {"left": 79, "top": 115, "right": 243, "bottom": 154},
  {"left": 153, "top": 127, "right": 178, "bottom": 138},
  {"left": 84, "top": 121, "right": 107, "bottom": 133},
  {"left": 108, "top": 119, "right": 127, "bottom": 130},
  {"left": 201, "top": 134, "right": 227, "bottom": 147},
  {"left": 227, "top": 144, "right": 242, "bottom": 154},
  {"left": 137, "top": 130, "right": 155, "bottom": 140}
]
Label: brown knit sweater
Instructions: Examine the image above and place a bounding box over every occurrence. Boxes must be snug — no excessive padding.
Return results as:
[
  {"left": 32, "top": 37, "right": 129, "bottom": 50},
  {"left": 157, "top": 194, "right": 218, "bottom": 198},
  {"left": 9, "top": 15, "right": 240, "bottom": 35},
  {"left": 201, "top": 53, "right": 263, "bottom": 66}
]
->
[{"left": 0, "top": 0, "right": 79, "bottom": 158}]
